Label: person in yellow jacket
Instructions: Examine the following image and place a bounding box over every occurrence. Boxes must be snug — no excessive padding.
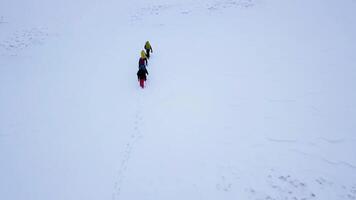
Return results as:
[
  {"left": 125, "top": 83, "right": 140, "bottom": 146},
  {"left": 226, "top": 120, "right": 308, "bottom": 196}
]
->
[{"left": 144, "top": 41, "right": 153, "bottom": 59}]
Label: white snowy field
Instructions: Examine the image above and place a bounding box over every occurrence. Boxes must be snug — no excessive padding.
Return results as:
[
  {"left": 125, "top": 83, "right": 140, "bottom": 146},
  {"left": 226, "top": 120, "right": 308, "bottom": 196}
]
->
[{"left": 1, "top": 0, "right": 356, "bottom": 199}]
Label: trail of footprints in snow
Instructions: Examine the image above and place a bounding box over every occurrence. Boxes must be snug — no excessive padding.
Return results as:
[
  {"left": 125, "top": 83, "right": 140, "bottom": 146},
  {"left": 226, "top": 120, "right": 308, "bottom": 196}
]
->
[
  {"left": 0, "top": 27, "right": 49, "bottom": 56},
  {"left": 215, "top": 166, "right": 356, "bottom": 200},
  {"left": 0, "top": 16, "right": 6, "bottom": 24},
  {"left": 245, "top": 170, "right": 356, "bottom": 200},
  {"left": 130, "top": 0, "right": 255, "bottom": 23},
  {"left": 207, "top": 0, "right": 254, "bottom": 11},
  {"left": 342, "top": 185, "right": 356, "bottom": 200},
  {"left": 216, "top": 166, "right": 240, "bottom": 192},
  {"left": 112, "top": 110, "right": 143, "bottom": 200}
]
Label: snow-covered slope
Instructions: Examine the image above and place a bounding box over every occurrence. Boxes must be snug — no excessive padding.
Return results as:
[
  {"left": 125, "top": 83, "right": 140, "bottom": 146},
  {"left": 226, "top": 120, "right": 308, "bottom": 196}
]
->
[{"left": 1, "top": 0, "right": 356, "bottom": 200}]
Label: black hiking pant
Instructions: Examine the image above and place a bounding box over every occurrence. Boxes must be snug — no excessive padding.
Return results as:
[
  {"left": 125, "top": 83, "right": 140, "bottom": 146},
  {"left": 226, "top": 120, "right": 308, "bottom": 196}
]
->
[{"left": 145, "top": 48, "right": 150, "bottom": 59}]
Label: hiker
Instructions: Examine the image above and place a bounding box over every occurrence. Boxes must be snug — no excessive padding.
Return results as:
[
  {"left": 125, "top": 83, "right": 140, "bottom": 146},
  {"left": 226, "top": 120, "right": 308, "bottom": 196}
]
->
[
  {"left": 137, "top": 67, "right": 149, "bottom": 88},
  {"left": 144, "top": 41, "right": 153, "bottom": 59}
]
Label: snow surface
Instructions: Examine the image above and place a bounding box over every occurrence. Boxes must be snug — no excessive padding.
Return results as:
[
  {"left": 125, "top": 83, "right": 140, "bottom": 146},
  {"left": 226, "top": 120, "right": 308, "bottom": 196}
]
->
[{"left": 1, "top": 0, "right": 356, "bottom": 199}]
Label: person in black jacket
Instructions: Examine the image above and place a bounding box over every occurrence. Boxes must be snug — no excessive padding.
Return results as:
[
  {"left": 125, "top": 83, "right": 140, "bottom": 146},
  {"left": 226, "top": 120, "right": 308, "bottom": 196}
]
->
[{"left": 137, "top": 68, "right": 149, "bottom": 88}]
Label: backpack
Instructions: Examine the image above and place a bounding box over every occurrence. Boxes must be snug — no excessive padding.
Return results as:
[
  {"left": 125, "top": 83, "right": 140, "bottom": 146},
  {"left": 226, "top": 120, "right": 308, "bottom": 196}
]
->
[
  {"left": 137, "top": 68, "right": 148, "bottom": 80},
  {"left": 139, "top": 58, "right": 146, "bottom": 69},
  {"left": 145, "top": 42, "right": 151, "bottom": 50}
]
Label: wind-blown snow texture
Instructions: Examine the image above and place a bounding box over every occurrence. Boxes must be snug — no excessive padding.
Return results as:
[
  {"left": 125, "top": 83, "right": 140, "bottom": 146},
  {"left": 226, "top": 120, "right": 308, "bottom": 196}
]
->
[{"left": 1, "top": 0, "right": 356, "bottom": 199}]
